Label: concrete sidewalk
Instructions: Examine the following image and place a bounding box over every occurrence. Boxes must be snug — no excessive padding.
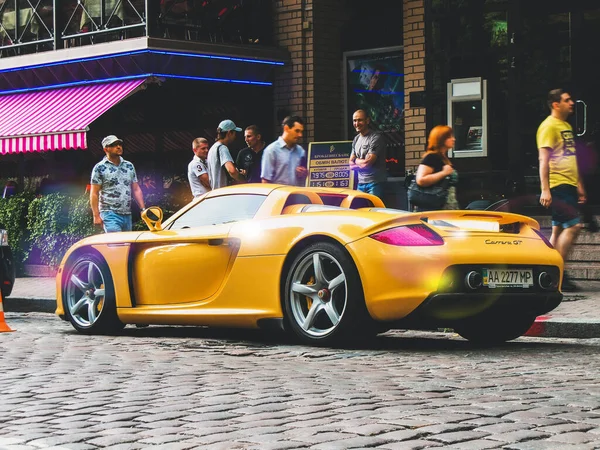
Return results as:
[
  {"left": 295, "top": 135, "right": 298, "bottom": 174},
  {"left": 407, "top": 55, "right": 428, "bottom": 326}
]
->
[{"left": 4, "top": 277, "right": 600, "bottom": 339}]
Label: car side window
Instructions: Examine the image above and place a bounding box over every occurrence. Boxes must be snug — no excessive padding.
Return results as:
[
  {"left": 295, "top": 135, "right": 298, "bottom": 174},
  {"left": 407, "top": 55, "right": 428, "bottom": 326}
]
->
[{"left": 169, "top": 194, "right": 266, "bottom": 230}]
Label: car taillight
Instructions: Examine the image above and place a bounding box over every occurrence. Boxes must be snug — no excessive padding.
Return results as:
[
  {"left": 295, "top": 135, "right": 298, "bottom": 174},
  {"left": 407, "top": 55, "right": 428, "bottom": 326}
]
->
[
  {"left": 370, "top": 225, "right": 444, "bottom": 246},
  {"left": 533, "top": 228, "right": 554, "bottom": 249}
]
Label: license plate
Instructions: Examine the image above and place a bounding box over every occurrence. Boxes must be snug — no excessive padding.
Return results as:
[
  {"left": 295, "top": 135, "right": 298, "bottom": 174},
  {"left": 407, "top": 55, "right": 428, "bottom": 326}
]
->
[{"left": 482, "top": 269, "right": 533, "bottom": 288}]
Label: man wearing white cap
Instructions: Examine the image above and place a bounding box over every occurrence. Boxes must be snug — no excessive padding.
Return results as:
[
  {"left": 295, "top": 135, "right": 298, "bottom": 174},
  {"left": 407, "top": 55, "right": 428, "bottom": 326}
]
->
[
  {"left": 90, "top": 135, "right": 145, "bottom": 232},
  {"left": 206, "top": 119, "right": 246, "bottom": 189}
]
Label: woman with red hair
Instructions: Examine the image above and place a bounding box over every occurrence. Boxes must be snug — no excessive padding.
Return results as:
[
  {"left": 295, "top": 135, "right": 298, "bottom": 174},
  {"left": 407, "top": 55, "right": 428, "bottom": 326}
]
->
[{"left": 413, "top": 125, "right": 459, "bottom": 211}]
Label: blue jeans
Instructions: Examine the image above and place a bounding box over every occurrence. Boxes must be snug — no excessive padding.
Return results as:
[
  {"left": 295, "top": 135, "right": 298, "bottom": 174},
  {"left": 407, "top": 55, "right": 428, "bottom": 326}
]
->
[
  {"left": 357, "top": 182, "right": 385, "bottom": 199},
  {"left": 100, "top": 211, "right": 132, "bottom": 233}
]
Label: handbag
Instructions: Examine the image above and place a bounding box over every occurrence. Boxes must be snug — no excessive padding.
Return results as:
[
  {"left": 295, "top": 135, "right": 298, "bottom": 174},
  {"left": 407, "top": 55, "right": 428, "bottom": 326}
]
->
[{"left": 407, "top": 177, "right": 450, "bottom": 210}]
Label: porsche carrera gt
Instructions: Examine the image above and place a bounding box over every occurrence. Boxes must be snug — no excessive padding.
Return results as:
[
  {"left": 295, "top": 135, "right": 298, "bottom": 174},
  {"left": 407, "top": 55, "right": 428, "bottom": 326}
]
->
[{"left": 56, "top": 184, "right": 563, "bottom": 345}]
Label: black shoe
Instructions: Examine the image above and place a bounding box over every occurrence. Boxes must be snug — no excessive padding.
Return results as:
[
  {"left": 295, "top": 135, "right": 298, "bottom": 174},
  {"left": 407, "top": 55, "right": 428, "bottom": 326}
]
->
[
  {"left": 561, "top": 275, "right": 579, "bottom": 292},
  {"left": 583, "top": 219, "right": 599, "bottom": 233}
]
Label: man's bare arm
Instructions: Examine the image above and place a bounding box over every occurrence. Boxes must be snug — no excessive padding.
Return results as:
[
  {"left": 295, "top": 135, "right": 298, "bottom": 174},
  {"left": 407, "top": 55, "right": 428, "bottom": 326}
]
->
[
  {"left": 90, "top": 184, "right": 102, "bottom": 225},
  {"left": 225, "top": 161, "right": 245, "bottom": 182},
  {"left": 355, "top": 153, "right": 378, "bottom": 169},
  {"left": 132, "top": 182, "right": 145, "bottom": 210},
  {"left": 199, "top": 173, "right": 211, "bottom": 190},
  {"left": 538, "top": 147, "right": 552, "bottom": 208}
]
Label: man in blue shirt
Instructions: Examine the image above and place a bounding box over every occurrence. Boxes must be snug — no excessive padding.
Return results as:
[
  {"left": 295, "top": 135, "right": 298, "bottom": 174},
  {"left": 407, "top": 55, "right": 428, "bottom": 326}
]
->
[
  {"left": 261, "top": 116, "right": 307, "bottom": 186},
  {"left": 90, "top": 135, "right": 145, "bottom": 232}
]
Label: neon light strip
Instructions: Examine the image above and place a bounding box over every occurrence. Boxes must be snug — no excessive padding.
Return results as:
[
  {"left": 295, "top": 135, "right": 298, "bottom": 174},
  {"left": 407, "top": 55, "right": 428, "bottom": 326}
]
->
[
  {"left": 0, "top": 48, "right": 284, "bottom": 74},
  {"left": 351, "top": 69, "right": 404, "bottom": 77},
  {"left": 149, "top": 49, "right": 284, "bottom": 65},
  {"left": 0, "top": 50, "right": 148, "bottom": 73},
  {"left": 353, "top": 89, "right": 402, "bottom": 95},
  {"left": 152, "top": 73, "right": 272, "bottom": 86},
  {"left": 0, "top": 73, "right": 271, "bottom": 95}
]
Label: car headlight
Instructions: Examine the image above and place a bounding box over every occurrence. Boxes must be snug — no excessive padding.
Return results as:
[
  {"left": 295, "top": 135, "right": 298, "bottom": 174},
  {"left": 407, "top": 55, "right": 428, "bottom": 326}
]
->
[{"left": 0, "top": 229, "right": 8, "bottom": 247}]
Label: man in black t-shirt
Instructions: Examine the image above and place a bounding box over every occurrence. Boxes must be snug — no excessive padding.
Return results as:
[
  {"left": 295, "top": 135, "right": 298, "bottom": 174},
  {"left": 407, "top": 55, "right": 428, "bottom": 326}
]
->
[{"left": 236, "top": 125, "right": 266, "bottom": 183}]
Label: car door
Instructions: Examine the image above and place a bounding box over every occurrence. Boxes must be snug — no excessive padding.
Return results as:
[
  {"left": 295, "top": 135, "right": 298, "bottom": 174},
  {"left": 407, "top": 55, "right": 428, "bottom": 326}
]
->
[{"left": 131, "top": 194, "right": 267, "bottom": 306}]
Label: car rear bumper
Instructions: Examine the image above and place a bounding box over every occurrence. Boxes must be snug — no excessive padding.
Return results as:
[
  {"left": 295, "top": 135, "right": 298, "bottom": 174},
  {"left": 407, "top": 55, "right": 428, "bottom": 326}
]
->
[{"left": 405, "top": 291, "right": 563, "bottom": 326}]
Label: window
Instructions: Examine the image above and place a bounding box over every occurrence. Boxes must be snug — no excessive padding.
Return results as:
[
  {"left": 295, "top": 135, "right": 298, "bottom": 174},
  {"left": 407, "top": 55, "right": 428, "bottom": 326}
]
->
[
  {"left": 283, "top": 194, "right": 312, "bottom": 209},
  {"left": 349, "top": 198, "right": 374, "bottom": 209},
  {"left": 318, "top": 193, "right": 347, "bottom": 206},
  {"left": 169, "top": 194, "right": 266, "bottom": 230}
]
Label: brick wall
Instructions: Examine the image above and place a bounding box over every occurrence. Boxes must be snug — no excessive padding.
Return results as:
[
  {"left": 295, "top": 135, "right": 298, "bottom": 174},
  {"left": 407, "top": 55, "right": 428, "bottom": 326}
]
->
[
  {"left": 273, "top": 0, "right": 314, "bottom": 143},
  {"left": 403, "top": 0, "right": 427, "bottom": 170},
  {"left": 311, "top": 0, "right": 345, "bottom": 141},
  {"left": 272, "top": 0, "right": 345, "bottom": 145}
]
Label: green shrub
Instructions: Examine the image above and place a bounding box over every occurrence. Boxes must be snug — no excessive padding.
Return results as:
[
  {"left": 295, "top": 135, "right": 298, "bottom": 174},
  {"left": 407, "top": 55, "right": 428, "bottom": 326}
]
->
[
  {"left": 0, "top": 192, "right": 36, "bottom": 272},
  {"left": 1, "top": 189, "right": 181, "bottom": 271},
  {"left": 27, "top": 194, "right": 97, "bottom": 268}
]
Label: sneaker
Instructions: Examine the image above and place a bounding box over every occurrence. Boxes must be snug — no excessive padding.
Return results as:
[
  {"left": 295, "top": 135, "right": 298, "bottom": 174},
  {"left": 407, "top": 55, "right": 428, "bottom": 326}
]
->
[
  {"left": 561, "top": 275, "right": 579, "bottom": 292},
  {"left": 583, "top": 219, "right": 599, "bottom": 233}
]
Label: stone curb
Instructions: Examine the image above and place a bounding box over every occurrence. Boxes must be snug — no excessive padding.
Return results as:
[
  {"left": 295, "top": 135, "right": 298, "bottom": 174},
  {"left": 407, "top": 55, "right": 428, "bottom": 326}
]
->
[
  {"left": 526, "top": 317, "right": 600, "bottom": 339},
  {"left": 4, "top": 297, "right": 55, "bottom": 314}
]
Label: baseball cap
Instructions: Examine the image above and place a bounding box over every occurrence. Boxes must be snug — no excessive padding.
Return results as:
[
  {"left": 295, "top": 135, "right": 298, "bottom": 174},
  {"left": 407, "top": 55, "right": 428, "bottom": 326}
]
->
[
  {"left": 218, "top": 119, "right": 242, "bottom": 132},
  {"left": 101, "top": 135, "right": 123, "bottom": 147}
]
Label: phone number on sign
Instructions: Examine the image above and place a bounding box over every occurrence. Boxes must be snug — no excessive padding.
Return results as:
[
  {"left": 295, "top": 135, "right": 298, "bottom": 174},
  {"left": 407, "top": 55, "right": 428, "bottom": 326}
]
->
[
  {"left": 309, "top": 180, "right": 350, "bottom": 188},
  {"left": 310, "top": 171, "right": 350, "bottom": 180}
]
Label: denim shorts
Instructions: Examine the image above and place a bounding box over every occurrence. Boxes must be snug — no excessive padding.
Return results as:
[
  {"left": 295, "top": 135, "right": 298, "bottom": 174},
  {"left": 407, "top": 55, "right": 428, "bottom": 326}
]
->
[
  {"left": 100, "top": 211, "right": 132, "bottom": 233},
  {"left": 357, "top": 182, "right": 385, "bottom": 199},
  {"left": 550, "top": 184, "right": 580, "bottom": 228}
]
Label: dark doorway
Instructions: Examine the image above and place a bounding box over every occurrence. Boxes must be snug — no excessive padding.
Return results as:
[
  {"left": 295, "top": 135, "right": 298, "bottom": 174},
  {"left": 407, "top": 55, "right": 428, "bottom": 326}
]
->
[{"left": 511, "top": 0, "right": 600, "bottom": 205}]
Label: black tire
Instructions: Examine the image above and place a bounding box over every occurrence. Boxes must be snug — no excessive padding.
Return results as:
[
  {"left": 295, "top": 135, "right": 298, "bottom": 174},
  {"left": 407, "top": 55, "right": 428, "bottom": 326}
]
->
[
  {"left": 63, "top": 252, "right": 124, "bottom": 334},
  {"left": 454, "top": 313, "right": 535, "bottom": 345},
  {"left": 282, "top": 242, "right": 370, "bottom": 346}
]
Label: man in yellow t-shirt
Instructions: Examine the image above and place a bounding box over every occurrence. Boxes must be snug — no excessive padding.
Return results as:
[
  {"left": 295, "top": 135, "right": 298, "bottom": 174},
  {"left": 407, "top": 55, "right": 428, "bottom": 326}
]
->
[{"left": 537, "top": 89, "right": 586, "bottom": 291}]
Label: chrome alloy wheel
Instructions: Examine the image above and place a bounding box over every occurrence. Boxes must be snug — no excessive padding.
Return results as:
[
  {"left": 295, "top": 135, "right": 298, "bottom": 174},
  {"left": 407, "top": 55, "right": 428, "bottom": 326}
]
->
[
  {"left": 288, "top": 251, "right": 348, "bottom": 338},
  {"left": 65, "top": 259, "right": 107, "bottom": 329}
]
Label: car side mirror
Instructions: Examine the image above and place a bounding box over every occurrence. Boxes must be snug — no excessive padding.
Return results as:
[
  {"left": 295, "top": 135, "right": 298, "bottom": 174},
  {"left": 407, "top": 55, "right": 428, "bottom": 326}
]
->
[{"left": 141, "top": 206, "right": 163, "bottom": 231}]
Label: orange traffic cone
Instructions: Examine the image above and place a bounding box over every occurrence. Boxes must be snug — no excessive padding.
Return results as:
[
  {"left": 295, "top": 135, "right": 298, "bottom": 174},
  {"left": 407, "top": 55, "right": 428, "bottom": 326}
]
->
[{"left": 0, "top": 289, "right": 14, "bottom": 332}]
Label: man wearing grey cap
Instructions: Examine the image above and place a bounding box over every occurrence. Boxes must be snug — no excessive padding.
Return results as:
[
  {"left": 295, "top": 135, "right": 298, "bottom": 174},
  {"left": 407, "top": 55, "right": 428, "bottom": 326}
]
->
[
  {"left": 206, "top": 119, "right": 246, "bottom": 189},
  {"left": 90, "top": 135, "right": 145, "bottom": 232}
]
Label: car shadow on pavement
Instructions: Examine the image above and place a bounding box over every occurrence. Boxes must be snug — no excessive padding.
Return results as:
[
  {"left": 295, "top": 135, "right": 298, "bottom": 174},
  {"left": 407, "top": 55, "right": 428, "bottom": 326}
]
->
[{"left": 84, "top": 324, "right": 597, "bottom": 354}]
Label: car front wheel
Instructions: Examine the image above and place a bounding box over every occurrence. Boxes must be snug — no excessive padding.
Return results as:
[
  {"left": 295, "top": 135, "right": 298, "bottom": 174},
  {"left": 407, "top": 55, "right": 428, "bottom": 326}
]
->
[
  {"left": 63, "top": 253, "right": 123, "bottom": 334},
  {"left": 283, "top": 242, "right": 369, "bottom": 346}
]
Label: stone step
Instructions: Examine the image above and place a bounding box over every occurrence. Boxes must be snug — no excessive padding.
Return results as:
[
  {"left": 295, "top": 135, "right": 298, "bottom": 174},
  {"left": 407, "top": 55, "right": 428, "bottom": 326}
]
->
[
  {"left": 565, "top": 262, "right": 600, "bottom": 281},
  {"left": 530, "top": 216, "right": 600, "bottom": 280},
  {"left": 531, "top": 216, "right": 552, "bottom": 228},
  {"left": 572, "top": 232, "right": 600, "bottom": 245},
  {"left": 569, "top": 244, "right": 600, "bottom": 262},
  {"left": 537, "top": 228, "right": 600, "bottom": 245},
  {"left": 23, "top": 264, "right": 57, "bottom": 278}
]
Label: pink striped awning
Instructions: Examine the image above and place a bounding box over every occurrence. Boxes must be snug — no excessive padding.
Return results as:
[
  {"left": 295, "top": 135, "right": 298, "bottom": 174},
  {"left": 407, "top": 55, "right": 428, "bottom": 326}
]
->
[{"left": 0, "top": 79, "right": 146, "bottom": 154}]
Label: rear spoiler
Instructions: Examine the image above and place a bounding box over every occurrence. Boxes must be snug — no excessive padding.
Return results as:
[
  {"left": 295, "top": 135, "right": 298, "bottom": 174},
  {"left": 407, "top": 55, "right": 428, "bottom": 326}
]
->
[{"left": 362, "top": 209, "right": 540, "bottom": 235}]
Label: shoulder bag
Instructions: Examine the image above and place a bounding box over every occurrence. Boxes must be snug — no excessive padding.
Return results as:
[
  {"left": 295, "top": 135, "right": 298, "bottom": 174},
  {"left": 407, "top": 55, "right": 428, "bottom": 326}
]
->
[{"left": 407, "top": 176, "right": 450, "bottom": 210}]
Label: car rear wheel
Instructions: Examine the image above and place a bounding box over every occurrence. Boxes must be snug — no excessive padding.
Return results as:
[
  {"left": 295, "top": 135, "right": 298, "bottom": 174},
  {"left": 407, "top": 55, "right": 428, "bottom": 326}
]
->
[
  {"left": 454, "top": 313, "right": 535, "bottom": 345},
  {"left": 63, "top": 253, "right": 124, "bottom": 334},
  {"left": 283, "top": 242, "right": 369, "bottom": 345}
]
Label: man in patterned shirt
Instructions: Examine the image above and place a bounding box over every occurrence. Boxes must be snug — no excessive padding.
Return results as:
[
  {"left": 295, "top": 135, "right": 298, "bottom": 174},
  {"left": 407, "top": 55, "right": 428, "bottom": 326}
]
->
[{"left": 90, "top": 135, "right": 145, "bottom": 232}]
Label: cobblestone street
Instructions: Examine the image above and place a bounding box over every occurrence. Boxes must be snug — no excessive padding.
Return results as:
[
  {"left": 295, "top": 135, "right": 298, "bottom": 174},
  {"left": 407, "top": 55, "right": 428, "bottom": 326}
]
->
[{"left": 1, "top": 312, "right": 600, "bottom": 449}]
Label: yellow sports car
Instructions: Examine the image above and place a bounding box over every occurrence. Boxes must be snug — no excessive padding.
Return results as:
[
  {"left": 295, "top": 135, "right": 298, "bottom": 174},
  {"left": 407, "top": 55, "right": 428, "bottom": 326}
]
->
[{"left": 56, "top": 184, "right": 563, "bottom": 345}]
